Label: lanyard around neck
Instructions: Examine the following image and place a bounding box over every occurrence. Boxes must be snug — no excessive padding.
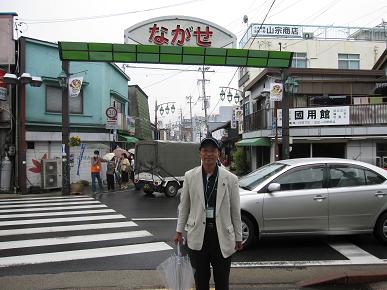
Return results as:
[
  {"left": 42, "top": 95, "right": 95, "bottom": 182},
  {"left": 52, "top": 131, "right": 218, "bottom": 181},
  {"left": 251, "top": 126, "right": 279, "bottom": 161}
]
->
[{"left": 204, "top": 170, "right": 218, "bottom": 208}]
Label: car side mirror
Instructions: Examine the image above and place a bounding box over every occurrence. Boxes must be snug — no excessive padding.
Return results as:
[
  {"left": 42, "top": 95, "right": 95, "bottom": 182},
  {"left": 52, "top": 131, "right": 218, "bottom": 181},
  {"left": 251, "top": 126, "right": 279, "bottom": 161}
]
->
[{"left": 267, "top": 183, "right": 281, "bottom": 192}]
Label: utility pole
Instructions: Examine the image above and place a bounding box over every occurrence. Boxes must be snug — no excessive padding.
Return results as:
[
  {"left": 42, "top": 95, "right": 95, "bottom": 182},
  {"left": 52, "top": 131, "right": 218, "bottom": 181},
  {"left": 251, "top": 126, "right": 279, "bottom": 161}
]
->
[
  {"left": 186, "top": 95, "right": 193, "bottom": 141},
  {"left": 281, "top": 69, "right": 290, "bottom": 160},
  {"left": 179, "top": 108, "right": 183, "bottom": 141},
  {"left": 197, "top": 66, "right": 214, "bottom": 136},
  {"left": 154, "top": 100, "right": 158, "bottom": 140},
  {"left": 61, "top": 60, "right": 70, "bottom": 195}
]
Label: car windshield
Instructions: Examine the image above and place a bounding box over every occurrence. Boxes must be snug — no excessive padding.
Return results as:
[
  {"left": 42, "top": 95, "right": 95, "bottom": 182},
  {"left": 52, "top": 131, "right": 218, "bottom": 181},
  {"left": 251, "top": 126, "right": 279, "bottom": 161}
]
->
[{"left": 239, "top": 162, "right": 288, "bottom": 190}]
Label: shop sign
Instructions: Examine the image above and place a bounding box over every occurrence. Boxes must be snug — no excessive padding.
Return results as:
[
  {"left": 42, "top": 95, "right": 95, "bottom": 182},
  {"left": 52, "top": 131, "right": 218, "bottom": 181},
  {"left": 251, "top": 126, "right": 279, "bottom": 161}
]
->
[
  {"left": 277, "top": 106, "right": 350, "bottom": 127},
  {"left": 125, "top": 16, "right": 237, "bottom": 48},
  {"left": 250, "top": 24, "right": 302, "bottom": 38}
]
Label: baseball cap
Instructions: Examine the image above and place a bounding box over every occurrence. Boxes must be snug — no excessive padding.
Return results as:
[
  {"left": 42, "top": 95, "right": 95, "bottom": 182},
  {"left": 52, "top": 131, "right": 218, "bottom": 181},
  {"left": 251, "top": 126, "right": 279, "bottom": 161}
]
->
[{"left": 199, "top": 136, "right": 221, "bottom": 150}]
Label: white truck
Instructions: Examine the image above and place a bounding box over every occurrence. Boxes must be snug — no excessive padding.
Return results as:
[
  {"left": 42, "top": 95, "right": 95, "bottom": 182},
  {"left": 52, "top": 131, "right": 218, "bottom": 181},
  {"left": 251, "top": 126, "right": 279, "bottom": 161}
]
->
[{"left": 134, "top": 140, "right": 200, "bottom": 197}]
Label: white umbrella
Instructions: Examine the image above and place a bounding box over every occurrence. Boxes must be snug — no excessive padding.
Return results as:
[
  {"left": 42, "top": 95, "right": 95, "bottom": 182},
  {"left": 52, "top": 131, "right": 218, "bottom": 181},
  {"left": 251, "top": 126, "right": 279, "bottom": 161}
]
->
[{"left": 103, "top": 152, "right": 115, "bottom": 161}]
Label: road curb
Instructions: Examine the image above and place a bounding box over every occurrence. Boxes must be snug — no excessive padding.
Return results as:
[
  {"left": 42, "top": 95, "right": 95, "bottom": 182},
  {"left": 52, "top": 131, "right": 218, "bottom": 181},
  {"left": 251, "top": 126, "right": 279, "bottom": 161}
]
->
[{"left": 298, "top": 271, "right": 387, "bottom": 287}]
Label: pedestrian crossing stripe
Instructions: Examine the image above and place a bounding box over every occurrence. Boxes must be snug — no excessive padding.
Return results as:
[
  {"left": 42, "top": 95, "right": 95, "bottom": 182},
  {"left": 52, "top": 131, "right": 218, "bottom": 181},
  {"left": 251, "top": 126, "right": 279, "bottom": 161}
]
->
[
  {"left": 0, "top": 197, "right": 94, "bottom": 205},
  {"left": 0, "top": 200, "right": 101, "bottom": 209},
  {"left": 0, "top": 204, "right": 107, "bottom": 213},
  {"left": 0, "top": 214, "right": 126, "bottom": 226},
  {"left": 0, "top": 221, "right": 138, "bottom": 236},
  {"left": 0, "top": 196, "right": 91, "bottom": 202},
  {"left": 0, "top": 208, "right": 115, "bottom": 219},
  {"left": 0, "top": 231, "right": 152, "bottom": 250},
  {"left": 0, "top": 242, "right": 172, "bottom": 267}
]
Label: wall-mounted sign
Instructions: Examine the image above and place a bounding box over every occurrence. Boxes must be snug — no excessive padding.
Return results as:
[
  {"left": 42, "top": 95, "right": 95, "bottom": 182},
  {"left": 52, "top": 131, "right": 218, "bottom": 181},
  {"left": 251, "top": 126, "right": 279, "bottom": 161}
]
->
[
  {"left": 269, "top": 83, "right": 283, "bottom": 101},
  {"left": 251, "top": 24, "right": 302, "bottom": 38},
  {"left": 277, "top": 106, "right": 350, "bottom": 127},
  {"left": 124, "top": 16, "right": 237, "bottom": 48}
]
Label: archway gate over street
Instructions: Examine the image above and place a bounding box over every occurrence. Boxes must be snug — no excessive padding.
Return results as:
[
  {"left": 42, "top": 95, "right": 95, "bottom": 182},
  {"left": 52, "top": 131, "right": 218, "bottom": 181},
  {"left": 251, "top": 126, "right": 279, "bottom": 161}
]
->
[{"left": 58, "top": 42, "right": 293, "bottom": 68}]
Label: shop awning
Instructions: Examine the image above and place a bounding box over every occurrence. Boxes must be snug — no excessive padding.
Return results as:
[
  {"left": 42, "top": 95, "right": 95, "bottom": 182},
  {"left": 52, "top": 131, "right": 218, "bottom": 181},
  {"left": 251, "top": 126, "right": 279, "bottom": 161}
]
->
[
  {"left": 236, "top": 137, "right": 271, "bottom": 147},
  {"left": 118, "top": 134, "right": 139, "bottom": 143}
]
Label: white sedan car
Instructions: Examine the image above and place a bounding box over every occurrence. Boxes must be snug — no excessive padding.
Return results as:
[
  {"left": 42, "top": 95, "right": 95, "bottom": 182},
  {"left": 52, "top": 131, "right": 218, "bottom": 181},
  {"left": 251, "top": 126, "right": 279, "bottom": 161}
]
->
[{"left": 239, "top": 158, "right": 387, "bottom": 248}]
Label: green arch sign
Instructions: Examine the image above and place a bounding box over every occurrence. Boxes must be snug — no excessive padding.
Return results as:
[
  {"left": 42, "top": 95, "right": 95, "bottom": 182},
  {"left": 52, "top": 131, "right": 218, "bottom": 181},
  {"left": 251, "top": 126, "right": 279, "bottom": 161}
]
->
[{"left": 59, "top": 42, "right": 292, "bottom": 68}]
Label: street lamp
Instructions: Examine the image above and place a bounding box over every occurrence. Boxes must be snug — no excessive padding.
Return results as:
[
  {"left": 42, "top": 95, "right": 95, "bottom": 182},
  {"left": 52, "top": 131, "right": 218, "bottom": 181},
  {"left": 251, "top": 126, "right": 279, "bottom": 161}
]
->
[
  {"left": 154, "top": 101, "right": 176, "bottom": 140},
  {"left": 219, "top": 86, "right": 242, "bottom": 104},
  {"left": 281, "top": 75, "right": 299, "bottom": 160},
  {"left": 0, "top": 71, "right": 42, "bottom": 194}
]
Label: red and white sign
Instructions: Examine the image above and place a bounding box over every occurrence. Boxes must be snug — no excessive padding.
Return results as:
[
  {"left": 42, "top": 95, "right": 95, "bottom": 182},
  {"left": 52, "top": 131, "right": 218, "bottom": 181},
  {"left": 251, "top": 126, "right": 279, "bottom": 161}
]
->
[
  {"left": 125, "top": 16, "right": 237, "bottom": 48},
  {"left": 105, "top": 106, "right": 118, "bottom": 119}
]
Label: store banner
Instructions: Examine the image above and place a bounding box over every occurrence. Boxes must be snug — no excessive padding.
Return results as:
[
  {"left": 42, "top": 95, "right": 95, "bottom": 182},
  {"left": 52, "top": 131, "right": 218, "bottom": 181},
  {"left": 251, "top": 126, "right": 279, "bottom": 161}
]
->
[
  {"left": 76, "top": 143, "right": 87, "bottom": 176},
  {"left": 270, "top": 83, "right": 283, "bottom": 101},
  {"left": 68, "top": 76, "right": 83, "bottom": 98}
]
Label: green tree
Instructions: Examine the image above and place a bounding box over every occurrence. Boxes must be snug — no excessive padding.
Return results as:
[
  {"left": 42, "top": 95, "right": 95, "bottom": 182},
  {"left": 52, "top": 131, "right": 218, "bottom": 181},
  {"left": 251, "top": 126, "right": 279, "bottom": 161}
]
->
[{"left": 232, "top": 147, "right": 249, "bottom": 176}]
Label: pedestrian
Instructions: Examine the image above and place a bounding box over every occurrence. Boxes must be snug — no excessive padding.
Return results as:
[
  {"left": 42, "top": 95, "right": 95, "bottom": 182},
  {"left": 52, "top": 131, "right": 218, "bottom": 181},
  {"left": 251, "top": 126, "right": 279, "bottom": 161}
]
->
[
  {"left": 129, "top": 153, "right": 135, "bottom": 183},
  {"left": 106, "top": 157, "right": 116, "bottom": 191},
  {"left": 173, "top": 136, "right": 243, "bottom": 290},
  {"left": 120, "top": 153, "right": 131, "bottom": 189},
  {"left": 90, "top": 150, "right": 105, "bottom": 194}
]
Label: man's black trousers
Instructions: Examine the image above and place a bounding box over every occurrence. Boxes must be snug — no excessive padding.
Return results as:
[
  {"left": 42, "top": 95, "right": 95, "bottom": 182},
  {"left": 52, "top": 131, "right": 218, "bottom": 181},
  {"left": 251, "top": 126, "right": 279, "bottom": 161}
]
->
[{"left": 188, "top": 222, "right": 232, "bottom": 290}]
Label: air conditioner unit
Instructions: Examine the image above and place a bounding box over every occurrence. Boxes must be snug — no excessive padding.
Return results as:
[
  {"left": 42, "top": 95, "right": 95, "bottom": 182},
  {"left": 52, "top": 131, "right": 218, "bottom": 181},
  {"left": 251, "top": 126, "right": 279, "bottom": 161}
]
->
[
  {"left": 303, "top": 32, "right": 314, "bottom": 39},
  {"left": 41, "top": 159, "right": 62, "bottom": 189}
]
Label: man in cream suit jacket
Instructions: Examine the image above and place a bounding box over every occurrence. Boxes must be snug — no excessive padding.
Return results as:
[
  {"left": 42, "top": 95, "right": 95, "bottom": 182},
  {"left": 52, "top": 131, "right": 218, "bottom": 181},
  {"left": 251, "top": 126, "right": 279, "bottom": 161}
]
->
[{"left": 174, "top": 136, "right": 242, "bottom": 290}]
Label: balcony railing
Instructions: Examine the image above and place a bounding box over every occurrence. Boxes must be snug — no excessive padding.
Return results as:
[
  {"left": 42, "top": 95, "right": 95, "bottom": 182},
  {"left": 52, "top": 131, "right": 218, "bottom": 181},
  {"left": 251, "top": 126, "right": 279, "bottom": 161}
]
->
[{"left": 243, "top": 104, "right": 387, "bottom": 132}]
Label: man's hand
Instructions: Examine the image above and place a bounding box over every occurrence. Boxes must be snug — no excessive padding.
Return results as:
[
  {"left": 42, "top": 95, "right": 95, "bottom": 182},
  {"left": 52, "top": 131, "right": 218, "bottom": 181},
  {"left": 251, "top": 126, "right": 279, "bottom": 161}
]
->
[
  {"left": 173, "top": 231, "right": 183, "bottom": 245},
  {"left": 235, "top": 241, "right": 243, "bottom": 251}
]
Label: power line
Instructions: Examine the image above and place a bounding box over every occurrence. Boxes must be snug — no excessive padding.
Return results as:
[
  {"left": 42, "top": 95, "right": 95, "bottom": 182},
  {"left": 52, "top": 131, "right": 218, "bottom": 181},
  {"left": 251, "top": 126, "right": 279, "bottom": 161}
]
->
[{"left": 19, "top": 0, "right": 203, "bottom": 24}]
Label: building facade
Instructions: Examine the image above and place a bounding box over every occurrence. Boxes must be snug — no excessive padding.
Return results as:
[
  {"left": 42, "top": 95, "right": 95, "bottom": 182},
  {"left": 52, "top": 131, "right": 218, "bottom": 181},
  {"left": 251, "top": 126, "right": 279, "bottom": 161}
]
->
[{"left": 238, "top": 23, "right": 387, "bottom": 171}]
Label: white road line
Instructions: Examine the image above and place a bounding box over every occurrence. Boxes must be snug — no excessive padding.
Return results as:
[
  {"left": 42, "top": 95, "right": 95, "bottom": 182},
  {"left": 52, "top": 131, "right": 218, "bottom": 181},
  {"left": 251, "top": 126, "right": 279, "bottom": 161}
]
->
[
  {"left": 132, "top": 217, "right": 177, "bottom": 221},
  {"left": 0, "top": 214, "right": 126, "bottom": 226},
  {"left": 0, "top": 230, "right": 153, "bottom": 250},
  {"left": 328, "top": 242, "right": 384, "bottom": 264},
  {"left": 0, "top": 196, "right": 90, "bottom": 202},
  {"left": 0, "top": 221, "right": 138, "bottom": 236},
  {"left": 0, "top": 242, "right": 172, "bottom": 267},
  {"left": 0, "top": 208, "right": 115, "bottom": 219},
  {"left": 0, "top": 197, "right": 94, "bottom": 205},
  {"left": 0, "top": 201, "right": 100, "bottom": 209},
  {"left": 0, "top": 204, "right": 107, "bottom": 213}
]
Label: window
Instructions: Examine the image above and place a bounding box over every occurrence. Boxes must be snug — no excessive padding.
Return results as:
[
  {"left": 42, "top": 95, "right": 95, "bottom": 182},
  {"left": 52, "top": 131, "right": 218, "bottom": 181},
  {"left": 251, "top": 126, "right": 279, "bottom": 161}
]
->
[
  {"left": 272, "top": 165, "right": 325, "bottom": 191},
  {"left": 365, "top": 169, "right": 385, "bottom": 185},
  {"left": 291, "top": 52, "right": 307, "bottom": 68},
  {"left": 338, "top": 54, "right": 360, "bottom": 69},
  {"left": 46, "top": 86, "right": 83, "bottom": 114},
  {"left": 329, "top": 165, "right": 366, "bottom": 188}
]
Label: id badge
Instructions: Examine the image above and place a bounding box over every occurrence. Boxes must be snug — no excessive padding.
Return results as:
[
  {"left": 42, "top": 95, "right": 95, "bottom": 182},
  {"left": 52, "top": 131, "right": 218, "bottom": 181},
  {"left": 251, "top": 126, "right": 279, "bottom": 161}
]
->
[{"left": 206, "top": 207, "right": 214, "bottom": 219}]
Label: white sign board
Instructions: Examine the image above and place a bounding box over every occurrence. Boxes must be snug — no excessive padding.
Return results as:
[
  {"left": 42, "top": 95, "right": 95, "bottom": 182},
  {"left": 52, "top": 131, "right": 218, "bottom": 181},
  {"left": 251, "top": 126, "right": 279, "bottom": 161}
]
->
[
  {"left": 124, "top": 15, "right": 237, "bottom": 48},
  {"left": 270, "top": 83, "right": 283, "bottom": 101},
  {"left": 251, "top": 24, "right": 303, "bottom": 38},
  {"left": 106, "top": 118, "right": 118, "bottom": 129},
  {"left": 277, "top": 106, "right": 350, "bottom": 127}
]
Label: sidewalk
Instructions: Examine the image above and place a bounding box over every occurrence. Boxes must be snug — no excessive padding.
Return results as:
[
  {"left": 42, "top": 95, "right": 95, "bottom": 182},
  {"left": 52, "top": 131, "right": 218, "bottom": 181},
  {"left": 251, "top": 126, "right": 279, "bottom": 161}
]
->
[{"left": 1, "top": 265, "right": 387, "bottom": 289}]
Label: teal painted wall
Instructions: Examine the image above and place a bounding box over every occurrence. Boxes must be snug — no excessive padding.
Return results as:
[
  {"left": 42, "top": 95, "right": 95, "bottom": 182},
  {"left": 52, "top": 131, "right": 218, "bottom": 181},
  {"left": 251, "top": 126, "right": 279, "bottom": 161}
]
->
[{"left": 24, "top": 38, "right": 128, "bottom": 127}]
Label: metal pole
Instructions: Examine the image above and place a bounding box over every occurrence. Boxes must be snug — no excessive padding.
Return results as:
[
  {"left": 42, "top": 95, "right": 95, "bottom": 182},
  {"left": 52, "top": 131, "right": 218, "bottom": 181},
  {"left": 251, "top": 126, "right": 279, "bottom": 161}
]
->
[
  {"left": 201, "top": 66, "right": 209, "bottom": 135},
  {"left": 18, "top": 37, "right": 27, "bottom": 194},
  {"left": 61, "top": 60, "right": 70, "bottom": 195},
  {"left": 274, "top": 100, "right": 279, "bottom": 161},
  {"left": 19, "top": 83, "right": 27, "bottom": 194},
  {"left": 281, "top": 69, "right": 290, "bottom": 160},
  {"left": 154, "top": 100, "right": 158, "bottom": 140},
  {"left": 187, "top": 95, "right": 193, "bottom": 141}
]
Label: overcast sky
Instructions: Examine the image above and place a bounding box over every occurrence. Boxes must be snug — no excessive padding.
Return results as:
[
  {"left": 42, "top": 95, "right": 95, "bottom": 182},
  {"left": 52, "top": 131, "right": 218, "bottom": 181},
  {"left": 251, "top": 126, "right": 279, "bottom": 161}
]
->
[{"left": 1, "top": 0, "right": 386, "bottom": 124}]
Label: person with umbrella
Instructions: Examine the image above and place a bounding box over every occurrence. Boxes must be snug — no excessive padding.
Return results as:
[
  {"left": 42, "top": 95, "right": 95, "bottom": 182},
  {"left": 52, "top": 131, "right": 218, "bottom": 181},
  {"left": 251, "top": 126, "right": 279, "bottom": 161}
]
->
[
  {"left": 120, "top": 153, "right": 131, "bottom": 190},
  {"left": 106, "top": 156, "right": 116, "bottom": 191}
]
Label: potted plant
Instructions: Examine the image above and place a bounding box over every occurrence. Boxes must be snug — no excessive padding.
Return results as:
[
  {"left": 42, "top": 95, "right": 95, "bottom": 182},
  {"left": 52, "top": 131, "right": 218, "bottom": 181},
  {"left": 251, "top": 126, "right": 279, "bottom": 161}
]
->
[
  {"left": 70, "top": 179, "right": 89, "bottom": 194},
  {"left": 69, "top": 136, "right": 81, "bottom": 146}
]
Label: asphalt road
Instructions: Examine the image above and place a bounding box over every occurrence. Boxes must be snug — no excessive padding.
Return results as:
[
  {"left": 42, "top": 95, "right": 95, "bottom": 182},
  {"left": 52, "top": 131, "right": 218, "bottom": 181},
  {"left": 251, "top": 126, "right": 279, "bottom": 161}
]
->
[{"left": 0, "top": 188, "right": 386, "bottom": 278}]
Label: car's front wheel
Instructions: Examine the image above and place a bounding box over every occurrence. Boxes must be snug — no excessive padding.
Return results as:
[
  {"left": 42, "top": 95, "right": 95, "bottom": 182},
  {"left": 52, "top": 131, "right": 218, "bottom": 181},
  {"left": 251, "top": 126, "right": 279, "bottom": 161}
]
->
[
  {"left": 241, "top": 214, "right": 256, "bottom": 248},
  {"left": 374, "top": 212, "right": 387, "bottom": 244}
]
